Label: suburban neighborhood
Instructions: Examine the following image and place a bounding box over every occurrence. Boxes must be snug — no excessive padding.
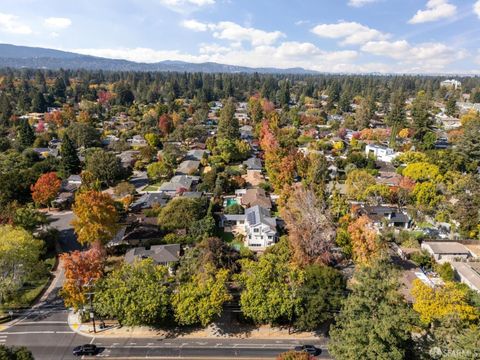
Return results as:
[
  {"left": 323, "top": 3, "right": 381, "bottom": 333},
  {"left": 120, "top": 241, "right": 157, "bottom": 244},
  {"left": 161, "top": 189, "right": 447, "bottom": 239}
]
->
[{"left": 1, "top": 1, "right": 480, "bottom": 359}]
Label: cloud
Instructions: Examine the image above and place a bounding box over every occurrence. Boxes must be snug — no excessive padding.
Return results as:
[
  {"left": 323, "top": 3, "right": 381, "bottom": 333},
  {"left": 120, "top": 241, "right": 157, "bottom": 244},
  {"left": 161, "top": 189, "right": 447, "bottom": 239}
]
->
[
  {"left": 361, "top": 40, "right": 466, "bottom": 71},
  {"left": 348, "top": 0, "right": 379, "bottom": 7},
  {"left": 475, "top": 1, "right": 480, "bottom": 18},
  {"left": 211, "top": 21, "right": 285, "bottom": 46},
  {"left": 408, "top": 0, "right": 456, "bottom": 24},
  {"left": 181, "top": 20, "right": 285, "bottom": 46},
  {"left": 311, "top": 21, "right": 389, "bottom": 45},
  {"left": 73, "top": 41, "right": 359, "bottom": 73},
  {"left": 181, "top": 19, "right": 208, "bottom": 31},
  {"left": 158, "top": 0, "right": 215, "bottom": 13},
  {"left": 0, "top": 12, "right": 32, "bottom": 35},
  {"left": 44, "top": 17, "right": 72, "bottom": 30}
]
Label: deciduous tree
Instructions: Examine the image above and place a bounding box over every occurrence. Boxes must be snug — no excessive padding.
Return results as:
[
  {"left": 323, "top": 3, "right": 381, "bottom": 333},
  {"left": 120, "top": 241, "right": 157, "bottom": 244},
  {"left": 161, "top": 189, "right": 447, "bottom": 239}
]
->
[
  {"left": 31, "top": 172, "right": 61, "bottom": 209},
  {"left": 60, "top": 245, "right": 105, "bottom": 310},
  {"left": 172, "top": 265, "right": 231, "bottom": 326},
  {"left": 0, "top": 225, "right": 43, "bottom": 303},
  {"left": 295, "top": 265, "right": 346, "bottom": 331},
  {"left": 348, "top": 216, "right": 382, "bottom": 265},
  {"left": 85, "top": 149, "right": 125, "bottom": 186},
  {"left": 94, "top": 260, "right": 170, "bottom": 326},
  {"left": 238, "top": 242, "right": 303, "bottom": 325},
  {"left": 411, "top": 280, "right": 479, "bottom": 325},
  {"left": 281, "top": 186, "right": 336, "bottom": 266},
  {"left": 72, "top": 191, "right": 119, "bottom": 245}
]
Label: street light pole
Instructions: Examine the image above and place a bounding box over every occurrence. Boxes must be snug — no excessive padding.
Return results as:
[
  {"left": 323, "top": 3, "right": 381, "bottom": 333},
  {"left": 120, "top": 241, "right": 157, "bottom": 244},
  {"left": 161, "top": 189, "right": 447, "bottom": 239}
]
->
[{"left": 88, "top": 292, "right": 96, "bottom": 334}]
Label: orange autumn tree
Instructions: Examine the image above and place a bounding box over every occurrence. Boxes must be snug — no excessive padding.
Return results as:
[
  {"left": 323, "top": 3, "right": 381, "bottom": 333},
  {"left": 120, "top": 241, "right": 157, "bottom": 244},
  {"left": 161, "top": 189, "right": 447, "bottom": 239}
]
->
[
  {"left": 60, "top": 245, "right": 105, "bottom": 310},
  {"left": 31, "top": 172, "right": 62, "bottom": 210},
  {"left": 348, "top": 215, "right": 382, "bottom": 265},
  {"left": 72, "top": 190, "right": 119, "bottom": 246}
]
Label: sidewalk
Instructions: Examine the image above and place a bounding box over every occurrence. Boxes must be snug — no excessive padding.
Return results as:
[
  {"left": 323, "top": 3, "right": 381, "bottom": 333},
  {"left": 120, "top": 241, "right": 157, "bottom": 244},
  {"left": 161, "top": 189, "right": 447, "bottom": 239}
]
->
[{"left": 68, "top": 312, "right": 321, "bottom": 340}]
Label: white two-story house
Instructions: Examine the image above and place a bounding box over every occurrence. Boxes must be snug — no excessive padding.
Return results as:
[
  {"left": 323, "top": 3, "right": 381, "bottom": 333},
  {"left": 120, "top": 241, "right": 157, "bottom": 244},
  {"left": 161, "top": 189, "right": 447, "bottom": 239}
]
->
[
  {"left": 365, "top": 144, "right": 401, "bottom": 163},
  {"left": 220, "top": 205, "right": 278, "bottom": 251}
]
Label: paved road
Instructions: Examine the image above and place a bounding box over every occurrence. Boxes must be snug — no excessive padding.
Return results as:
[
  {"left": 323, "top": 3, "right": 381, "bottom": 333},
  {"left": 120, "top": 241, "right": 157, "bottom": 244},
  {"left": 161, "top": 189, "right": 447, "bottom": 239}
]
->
[
  {"left": 48, "top": 211, "right": 82, "bottom": 254},
  {"left": 2, "top": 305, "right": 329, "bottom": 360},
  {"left": 1, "top": 211, "right": 331, "bottom": 359}
]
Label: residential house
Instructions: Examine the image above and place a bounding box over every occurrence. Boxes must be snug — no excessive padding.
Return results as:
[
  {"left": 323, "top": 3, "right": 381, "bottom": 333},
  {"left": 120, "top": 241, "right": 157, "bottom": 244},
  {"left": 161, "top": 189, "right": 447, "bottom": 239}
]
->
[
  {"left": 220, "top": 205, "right": 278, "bottom": 251},
  {"left": 175, "top": 160, "right": 200, "bottom": 175},
  {"left": 53, "top": 174, "right": 82, "bottom": 209},
  {"left": 48, "top": 138, "right": 62, "bottom": 149},
  {"left": 158, "top": 175, "right": 200, "bottom": 196},
  {"left": 451, "top": 262, "right": 480, "bottom": 293},
  {"left": 125, "top": 244, "right": 182, "bottom": 269},
  {"left": 128, "top": 135, "right": 147, "bottom": 147},
  {"left": 33, "top": 147, "right": 58, "bottom": 158},
  {"left": 244, "top": 206, "right": 278, "bottom": 250},
  {"left": 441, "top": 79, "right": 461, "bottom": 89},
  {"left": 130, "top": 193, "right": 170, "bottom": 212},
  {"left": 421, "top": 242, "right": 475, "bottom": 264},
  {"left": 243, "top": 157, "right": 263, "bottom": 171},
  {"left": 240, "top": 125, "right": 253, "bottom": 140},
  {"left": 117, "top": 150, "right": 139, "bottom": 169},
  {"left": 365, "top": 144, "right": 401, "bottom": 163},
  {"left": 185, "top": 149, "right": 208, "bottom": 162},
  {"left": 238, "top": 188, "right": 272, "bottom": 209},
  {"left": 358, "top": 205, "right": 412, "bottom": 229}
]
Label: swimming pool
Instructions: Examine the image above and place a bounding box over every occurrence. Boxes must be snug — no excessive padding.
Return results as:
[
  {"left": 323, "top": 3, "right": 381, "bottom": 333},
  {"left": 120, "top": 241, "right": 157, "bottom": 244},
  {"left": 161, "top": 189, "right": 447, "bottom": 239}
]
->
[{"left": 226, "top": 198, "right": 238, "bottom": 207}]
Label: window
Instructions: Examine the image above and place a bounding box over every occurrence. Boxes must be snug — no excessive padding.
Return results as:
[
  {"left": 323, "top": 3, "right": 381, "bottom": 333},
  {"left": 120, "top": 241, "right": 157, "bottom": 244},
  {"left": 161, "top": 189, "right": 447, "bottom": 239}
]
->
[{"left": 254, "top": 228, "right": 259, "bottom": 233}]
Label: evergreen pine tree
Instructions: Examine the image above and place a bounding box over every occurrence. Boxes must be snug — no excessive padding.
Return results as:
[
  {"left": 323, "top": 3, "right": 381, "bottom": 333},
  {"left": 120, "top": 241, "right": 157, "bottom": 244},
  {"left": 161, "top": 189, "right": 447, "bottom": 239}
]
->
[
  {"left": 59, "top": 135, "right": 81, "bottom": 178},
  {"left": 31, "top": 91, "right": 47, "bottom": 113},
  {"left": 18, "top": 119, "right": 35, "bottom": 147},
  {"left": 0, "top": 93, "right": 12, "bottom": 127},
  {"left": 217, "top": 100, "right": 239, "bottom": 141}
]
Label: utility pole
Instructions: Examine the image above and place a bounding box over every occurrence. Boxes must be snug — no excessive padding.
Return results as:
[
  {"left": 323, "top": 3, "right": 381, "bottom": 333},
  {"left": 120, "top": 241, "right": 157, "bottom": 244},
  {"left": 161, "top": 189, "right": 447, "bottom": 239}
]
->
[{"left": 88, "top": 292, "right": 96, "bottom": 333}]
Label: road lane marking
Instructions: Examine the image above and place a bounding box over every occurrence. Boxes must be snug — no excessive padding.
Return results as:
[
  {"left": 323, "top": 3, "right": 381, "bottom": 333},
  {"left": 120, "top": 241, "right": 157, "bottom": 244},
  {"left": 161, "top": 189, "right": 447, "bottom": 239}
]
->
[
  {"left": 15, "top": 321, "right": 66, "bottom": 325},
  {"left": 0, "top": 331, "right": 75, "bottom": 334},
  {"left": 90, "top": 336, "right": 96, "bottom": 344}
]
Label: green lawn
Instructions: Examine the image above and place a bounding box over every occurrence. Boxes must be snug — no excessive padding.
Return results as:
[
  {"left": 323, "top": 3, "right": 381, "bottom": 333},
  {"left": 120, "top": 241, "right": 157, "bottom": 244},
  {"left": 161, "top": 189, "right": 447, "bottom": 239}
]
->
[{"left": 143, "top": 182, "right": 163, "bottom": 192}]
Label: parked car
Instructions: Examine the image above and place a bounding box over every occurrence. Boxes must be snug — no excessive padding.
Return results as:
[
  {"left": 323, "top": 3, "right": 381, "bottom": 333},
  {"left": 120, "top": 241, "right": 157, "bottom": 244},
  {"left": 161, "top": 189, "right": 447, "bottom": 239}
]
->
[
  {"left": 294, "top": 344, "right": 321, "bottom": 356},
  {"left": 73, "top": 344, "right": 98, "bottom": 356}
]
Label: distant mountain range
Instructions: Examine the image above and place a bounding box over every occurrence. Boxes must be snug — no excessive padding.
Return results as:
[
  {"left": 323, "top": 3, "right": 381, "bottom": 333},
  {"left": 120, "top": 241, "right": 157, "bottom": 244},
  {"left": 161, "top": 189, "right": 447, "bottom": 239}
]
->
[{"left": 0, "top": 44, "right": 318, "bottom": 74}]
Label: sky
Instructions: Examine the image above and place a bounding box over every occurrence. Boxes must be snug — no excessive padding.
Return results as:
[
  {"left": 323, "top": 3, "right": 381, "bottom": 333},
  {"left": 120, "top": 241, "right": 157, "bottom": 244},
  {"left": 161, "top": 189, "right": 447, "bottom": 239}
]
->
[{"left": 0, "top": 0, "right": 479, "bottom": 74}]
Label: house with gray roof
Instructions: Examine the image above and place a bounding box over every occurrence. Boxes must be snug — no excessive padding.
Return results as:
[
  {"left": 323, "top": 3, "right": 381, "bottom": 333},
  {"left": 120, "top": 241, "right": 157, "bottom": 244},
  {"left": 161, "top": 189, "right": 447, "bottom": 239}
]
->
[
  {"left": 176, "top": 160, "right": 201, "bottom": 175},
  {"left": 220, "top": 205, "right": 277, "bottom": 251},
  {"left": 158, "top": 175, "right": 200, "bottom": 196},
  {"left": 243, "top": 157, "right": 262, "bottom": 171},
  {"left": 130, "top": 193, "right": 170, "bottom": 212},
  {"left": 185, "top": 149, "right": 208, "bottom": 161},
  {"left": 451, "top": 262, "right": 480, "bottom": 293},
  {"left": 358, "top": 205, "right": 412, "bottom": 229},
  {"left": 421, "top": 242, "right": 475, "bottom": 264},
  {"left": 125, "top": 244, "right": 182, "bottom": 269}
]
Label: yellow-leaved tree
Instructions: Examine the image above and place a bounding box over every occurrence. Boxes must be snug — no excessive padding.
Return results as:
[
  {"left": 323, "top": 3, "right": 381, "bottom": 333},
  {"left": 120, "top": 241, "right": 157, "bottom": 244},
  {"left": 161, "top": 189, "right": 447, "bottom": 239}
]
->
[
  {"left": 72, "top": 190, "right": 119, "bottom": 245},
  {"left": 411, "top": 279, "right": 479, "bottom": 324}
]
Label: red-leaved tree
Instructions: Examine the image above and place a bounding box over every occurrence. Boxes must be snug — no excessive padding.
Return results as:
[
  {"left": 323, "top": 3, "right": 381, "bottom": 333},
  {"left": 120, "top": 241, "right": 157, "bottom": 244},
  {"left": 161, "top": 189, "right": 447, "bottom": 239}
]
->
[
  {"left": 60, "top": 245, "right": 105, "bottom": 310},
  {"left": 31, "top": 172, "right": 62, "bottom": 210}
]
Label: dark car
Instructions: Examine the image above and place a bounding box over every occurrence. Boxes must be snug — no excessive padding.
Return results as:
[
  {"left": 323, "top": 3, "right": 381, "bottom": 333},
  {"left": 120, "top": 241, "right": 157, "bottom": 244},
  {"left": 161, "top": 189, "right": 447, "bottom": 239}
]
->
[
  {"left": 73, "top": 344, "right": 98, "bottom": 356},
  {"left": 294, "top": 344, "right": 321, "bottom": 356}
]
